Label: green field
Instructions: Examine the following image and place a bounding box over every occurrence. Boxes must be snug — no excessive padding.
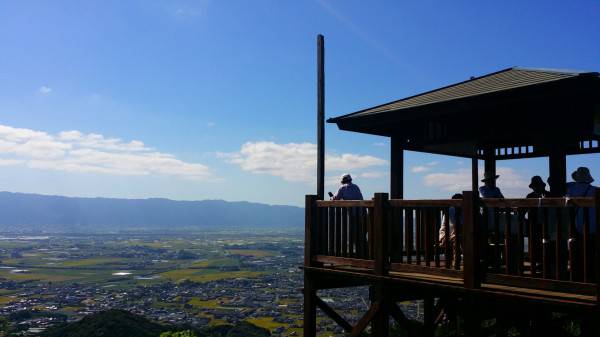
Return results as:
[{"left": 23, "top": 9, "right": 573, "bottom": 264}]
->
[{"left": 160, "top": 268, "right": 263, "bottom": 283}]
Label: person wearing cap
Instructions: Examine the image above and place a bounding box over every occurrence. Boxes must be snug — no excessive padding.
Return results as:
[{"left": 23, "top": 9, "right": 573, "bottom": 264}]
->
[
  {"left": 567, "top": 167, "right": 596, "bottom": 234},
  {"left": 526, "top": 176, "right": 549, "bottom": 199},
  {"left": 332, "top": 174, "right": 363, "bottom": 200},
  {"left": 478, "top": 172, "right": 504, "bottom": 198}
]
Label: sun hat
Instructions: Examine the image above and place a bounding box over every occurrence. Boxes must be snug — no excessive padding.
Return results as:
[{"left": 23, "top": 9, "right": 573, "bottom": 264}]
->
[
  {"left": 572, "top": 167, "right": 594, "bottom": 183},
  {"left": 528, "top": 175, "right": 546, "bottom": 189},
  {"left": 341, "top": 173, "right": 352, "bottom": 183},
  {"left": 481, "top": 171, "right": 500, "bottom": 182}
]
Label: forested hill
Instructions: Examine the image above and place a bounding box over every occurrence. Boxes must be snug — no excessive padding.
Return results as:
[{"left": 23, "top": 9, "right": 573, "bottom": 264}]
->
[
  {"left": 41, "top": 309, "right": 270, "bottom": 337},
  {"left": 0, "top": 191, "right": 303, "bottom": 232}
]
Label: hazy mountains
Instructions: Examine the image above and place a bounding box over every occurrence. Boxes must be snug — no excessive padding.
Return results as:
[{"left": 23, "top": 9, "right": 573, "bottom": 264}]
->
[{"left": 0, "top": 191, "right": 303, "bottom": 232}]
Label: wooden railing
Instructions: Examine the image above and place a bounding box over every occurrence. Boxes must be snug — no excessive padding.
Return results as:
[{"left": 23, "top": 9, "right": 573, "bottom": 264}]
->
[{"left": 305, "top": 189, "right": 600, "bottom": 301}]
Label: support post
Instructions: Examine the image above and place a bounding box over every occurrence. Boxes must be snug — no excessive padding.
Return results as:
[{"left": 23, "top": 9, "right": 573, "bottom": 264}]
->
[
  {"left": 390, "top": 137, "right": 404, "bottom": 199},
  {"left": 472, "top": 158, "right": 479, "bottom": 195},
  {"left": 596, "top": 188, "right": 600, "bottom": 303},
  {"left": 462, "top": 191, "right": 481, "bottom": 289},
  {"left": 484, "top": 150, "right": 496, "bottom": 188},
  {"left": 316, "top": 35, "right": 325, "bottom": 200},
  {"left": 303, "top": 274, "right": 317, "bottom": 337},
  {"left": 373, "top": 193, "right": 389, "bottom": 275},
  {"left": 548, "top": 150, "right": 566, "bottom": 196},
  {"left": 423, "top": 297, "right": 435, "bottom": 337},
  {"left": 372, "top": 193, "right": 389, "bottom": 336},
  {"left": 305, "top": 195, "right": 318, "bottom": 267}
]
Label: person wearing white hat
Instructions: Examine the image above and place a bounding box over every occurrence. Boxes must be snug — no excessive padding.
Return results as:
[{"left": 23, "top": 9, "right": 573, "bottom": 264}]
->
[
  {"left": 478, "top": 171, "right": 504, "bottom": 198},
  {"left": 332, "top": 173, "right": 363, "bottom": 200}
]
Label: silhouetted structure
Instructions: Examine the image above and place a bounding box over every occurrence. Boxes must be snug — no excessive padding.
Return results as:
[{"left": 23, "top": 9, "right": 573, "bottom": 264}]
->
[{"left": 303, "top": 68, "right": 600, "bottom": 336}]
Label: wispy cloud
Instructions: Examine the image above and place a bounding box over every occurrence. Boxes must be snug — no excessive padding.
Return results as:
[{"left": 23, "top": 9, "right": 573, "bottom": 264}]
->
[
  {"left": 0, "top": 124, "right": 213, "bottom": 181},
  {"left": 423, "top": 167, "right": 529, "bottom": 197},
  {"left": 38, "top": 86, "right": 52, "bottom": 95},
  {"left": 410, "top": 161, "right": 439, "bottom": 173},
  {"left": 219, "top": 141, "right": 386, "bottom": 183},
  {"left": 372, "top": 142, "right": 386, "bottom": 147}
]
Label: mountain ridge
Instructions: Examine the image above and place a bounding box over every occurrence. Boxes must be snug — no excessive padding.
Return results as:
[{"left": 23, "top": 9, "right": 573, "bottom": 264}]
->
[{"left": 0, "top": 191, "right": 303, "bottom": 232}]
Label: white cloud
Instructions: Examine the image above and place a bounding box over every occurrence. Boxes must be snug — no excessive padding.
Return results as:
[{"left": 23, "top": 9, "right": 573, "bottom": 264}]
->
[
  {"left": 0, "top": 124, "right": 213, "bottom": 181},
  {"left": 219, "top": 141, "right": 386, "bottom": 183},
  {"left": 423, "top": 167, "right": 529, "bottom": 197},
  {"left": 39, "top": 86, "right": 52, "bottom": 95},
  {"left": 410, "top": 161, "right": 439, "bottom": 173},
  {"left": 359, "top": 171, "right": 386, "bottom": 179},
  {"left": 411, "top": 165, "right": 431, "bottom": 173}
]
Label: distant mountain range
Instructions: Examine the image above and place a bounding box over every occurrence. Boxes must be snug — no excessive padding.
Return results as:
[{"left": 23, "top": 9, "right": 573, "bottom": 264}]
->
[{"left": 0, "top": 191, "right": 303, "bottom": 232}]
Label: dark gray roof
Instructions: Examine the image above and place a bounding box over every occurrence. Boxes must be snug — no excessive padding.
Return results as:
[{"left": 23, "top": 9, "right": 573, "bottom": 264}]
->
[{"left": 329, "top": 67, "right": 599, "bottom": 122}]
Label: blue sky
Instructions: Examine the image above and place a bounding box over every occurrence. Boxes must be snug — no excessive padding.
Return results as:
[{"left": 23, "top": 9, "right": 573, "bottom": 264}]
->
[{"left": 0, "top": 1, "right": 599, "bottom": 206}]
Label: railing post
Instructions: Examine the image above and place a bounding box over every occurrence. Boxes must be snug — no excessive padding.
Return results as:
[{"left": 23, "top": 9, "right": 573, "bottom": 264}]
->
[
  {"left": 373, "top": 193, "right": 389, "bottom": 275},
  {"left": 463, "top": 191, "right": 481, "bottom": 289},
  {"left": 594, "top": 188, "right": 600, "bottom": 302},
  {"left": 305, "top": 195, "right": 318, "bottom": 267}
]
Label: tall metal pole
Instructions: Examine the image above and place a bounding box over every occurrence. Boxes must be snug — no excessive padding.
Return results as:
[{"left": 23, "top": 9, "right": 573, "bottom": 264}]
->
[{"left": 317, "top": 34, "right": 325, "bottom": 200}]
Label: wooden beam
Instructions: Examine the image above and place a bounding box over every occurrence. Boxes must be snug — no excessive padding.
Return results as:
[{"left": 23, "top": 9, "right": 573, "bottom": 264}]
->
[
  {"left": 391, "top": 136, "right": 404, "bottom": 199},
  {"left": 349, "top": 303, "right": 380, "bottom": 337},
  {"left": 314, "top": 296, "right": 353, "bottom": 332},
  {"left": 390, "top": 303, "right": 417, "bottom": 337},
  {"left": 314, "top": 255, "right": 374, "bottom": 269}
]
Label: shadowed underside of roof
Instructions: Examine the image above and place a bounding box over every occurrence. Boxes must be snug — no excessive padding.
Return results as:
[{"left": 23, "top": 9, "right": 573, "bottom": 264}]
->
[
  {"left": 330, "top": 67, "right": 598, "bottom": 121},
  {"left": 328, "top": 67, "right": 600, "bottom": 159}
]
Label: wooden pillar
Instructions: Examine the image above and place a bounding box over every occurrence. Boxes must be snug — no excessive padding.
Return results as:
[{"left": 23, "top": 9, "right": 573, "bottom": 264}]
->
[
  {"left": 423, "top": 297, "right": 435, "bottom": 337},
  {"left": 304, "top": 195, "right": 318, "bottom": 267},
  {"left": 484, "top": 149, "right": 496, "bottom": 188},
  {"left": 462, "top": 191, "right": 481, "bottom": 289},
  {"left": 471, "top": 158, "right": 479, "bottom": 195},
  {"left": 548, "top": 150, "right": 567, "bottom": 196},
  {"left": 316, "top": 35, "right": 325, "bottom": 200},
  {"left": 371, "top": 193, "right": 389, "bottom": 336},
  {"left": 303, "top": 195, "right": 318, "bottom": 337},
  {"left": 390, "top": 137, "right": 404, "bottom": 199},
  {"left": 371, "top": 282, "right": 389, "bottom": 337},
  {"left": 303, "top": 274, "right": 317, "bottom": 337}
]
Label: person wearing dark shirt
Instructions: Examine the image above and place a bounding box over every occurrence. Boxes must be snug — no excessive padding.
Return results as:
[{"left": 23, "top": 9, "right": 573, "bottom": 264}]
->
[
  {"left": 479, "top": 171, "right": 504, "bottom": 198},
  {"left": 526, "top": 176, "right": 549, "bottom": 198}
]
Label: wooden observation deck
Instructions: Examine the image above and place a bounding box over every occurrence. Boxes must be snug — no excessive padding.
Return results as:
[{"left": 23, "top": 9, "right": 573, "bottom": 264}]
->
[{"left": 303, "top": 68, "right": 600, "bottom": 336}]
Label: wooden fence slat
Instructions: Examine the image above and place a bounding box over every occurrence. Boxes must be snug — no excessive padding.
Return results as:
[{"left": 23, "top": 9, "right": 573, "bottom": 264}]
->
[
  {"left": 556, "top": 207, "right": 563, "bottom": 280},
  {"left": 583, "top": 207, "right": 590, "bottom": 283},
  {"left": 443, "top": 207, "right": 451, "bottom": 269},
  {"left": 341, "top": 207, "right": 348, "bottom": 257},
  {"left": 415, "top": 208, "right": 420, "bottom": 265},
  {"left": 542, "top": 208, "right": 549, "bottom": 279},
  {"left": 406, "top": 208, "right": 413, "bottom": 264},
  {"left": 504, "top": 207, "right": 512, "bottom": 275}
]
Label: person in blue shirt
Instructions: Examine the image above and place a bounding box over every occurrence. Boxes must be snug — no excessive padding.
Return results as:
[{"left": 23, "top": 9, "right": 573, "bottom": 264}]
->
[
  {"left": 332, "top": 174, "right": 363, "bottom": 200},
  {"left": 567, "top": 167, "right": 596, "bottom": 234},
  {"left": 479, "top": 171, "right": 504, "bottom": 198}
]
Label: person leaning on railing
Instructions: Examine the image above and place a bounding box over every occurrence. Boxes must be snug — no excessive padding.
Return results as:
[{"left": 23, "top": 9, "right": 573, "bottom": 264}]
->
[
  {"left": 438, "top": 193, "right": 463, "bottom": 267},
  {"left": 332, "top": 174, "right": 363, "bottom": 200}
]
